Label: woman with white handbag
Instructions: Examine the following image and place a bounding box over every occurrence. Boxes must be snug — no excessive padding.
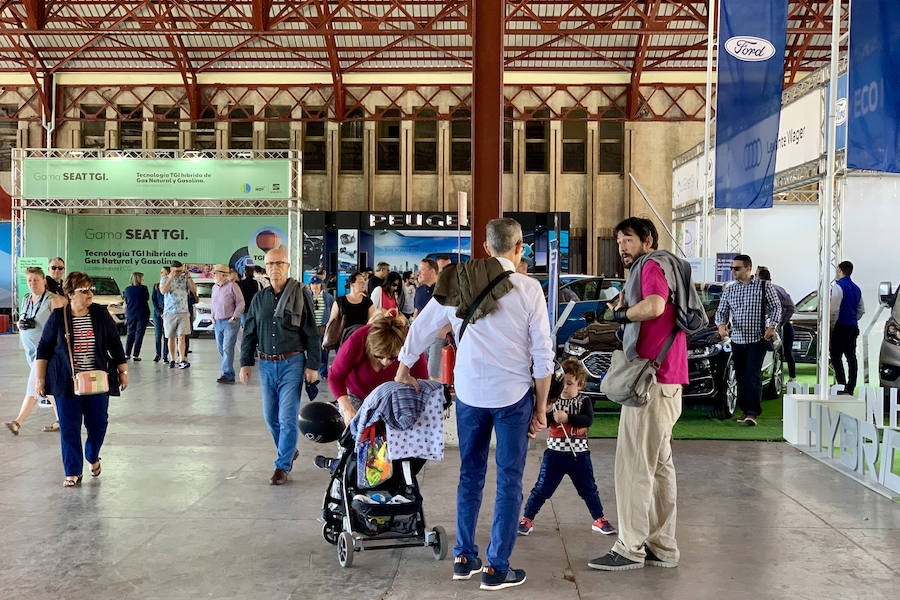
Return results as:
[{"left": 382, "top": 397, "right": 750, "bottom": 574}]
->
[{"left": 34, "top": 272, "right": 128, "bottom": 488}]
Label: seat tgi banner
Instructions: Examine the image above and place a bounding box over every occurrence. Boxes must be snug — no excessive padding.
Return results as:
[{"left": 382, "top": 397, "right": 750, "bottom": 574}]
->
[{"left": 714, "top": 0, "right": 788, "bottom": 210}]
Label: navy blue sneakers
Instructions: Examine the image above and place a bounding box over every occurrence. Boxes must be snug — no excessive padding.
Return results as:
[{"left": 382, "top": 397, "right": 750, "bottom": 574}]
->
[
  {"left": 452, "top": 556, "right": 483, "bottom": 580},
  {"left": 480, "top": 567, "right": 527, "bottom": 591}
]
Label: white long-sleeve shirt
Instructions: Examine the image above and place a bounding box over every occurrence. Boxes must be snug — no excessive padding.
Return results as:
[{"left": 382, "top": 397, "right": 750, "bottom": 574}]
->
[{"left": 397, "top": 256, "right": 554, "bottom": 409}]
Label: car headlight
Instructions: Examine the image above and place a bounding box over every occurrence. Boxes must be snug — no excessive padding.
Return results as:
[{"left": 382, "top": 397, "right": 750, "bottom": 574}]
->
[
  {"left": 688, "top": 345, "right": 722, "bottom": 359},
  {"left": 563, "top": 341, "right": 587, "bottom": 357},
  {"left": 886, "top": 320, "right": 900, "bottom": 346}
]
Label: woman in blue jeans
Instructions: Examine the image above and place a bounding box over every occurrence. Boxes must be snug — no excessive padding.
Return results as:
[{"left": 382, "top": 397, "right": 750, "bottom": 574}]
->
[
  {"left": 124, "top": 271, "right": 150, "bottom": 360},
  {"left": 152, "top": 267, "right": 169, "bottom": 362},
  {"left": 35, "top": 272, "right": 128, "bottom": 487}
]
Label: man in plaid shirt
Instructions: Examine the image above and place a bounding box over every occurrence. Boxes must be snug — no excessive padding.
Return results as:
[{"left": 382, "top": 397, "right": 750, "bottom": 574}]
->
[{"left": 714, "top": 254, "right": 781, "bottom": 426}]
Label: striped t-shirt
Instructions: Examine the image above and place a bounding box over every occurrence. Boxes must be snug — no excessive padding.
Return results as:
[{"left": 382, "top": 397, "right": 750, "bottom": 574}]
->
[
  {"left": 312, "top": 294, "right": 325, "bottom": 324},
  {"left": 71, "top": 315, "right": 97, "bottom": 372}
]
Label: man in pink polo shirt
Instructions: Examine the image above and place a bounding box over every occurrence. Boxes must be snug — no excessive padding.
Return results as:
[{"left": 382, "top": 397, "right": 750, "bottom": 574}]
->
[{"left": 589, "top": 217, "right": 689, "bottom": 573}]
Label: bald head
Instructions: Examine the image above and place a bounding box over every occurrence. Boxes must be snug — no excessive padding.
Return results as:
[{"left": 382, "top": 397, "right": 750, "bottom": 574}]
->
[{"left": 264, "top": 247, "right": 290, "bottom": 289}]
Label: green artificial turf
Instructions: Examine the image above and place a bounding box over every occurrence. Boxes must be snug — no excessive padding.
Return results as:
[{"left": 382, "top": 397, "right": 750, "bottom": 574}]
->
[{"left": 587, "top": 363, "right": 819, "bottom": 442}]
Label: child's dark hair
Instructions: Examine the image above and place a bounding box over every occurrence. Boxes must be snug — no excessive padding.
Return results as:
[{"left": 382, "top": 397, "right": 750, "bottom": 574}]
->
[{"left": 560, "top": 358, "right": 587, "bottom": 385}]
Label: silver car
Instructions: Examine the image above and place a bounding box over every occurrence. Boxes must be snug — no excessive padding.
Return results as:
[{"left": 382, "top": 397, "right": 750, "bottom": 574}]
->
[{"left": 878, "top": 282, "right": 900, "bottom": 387}]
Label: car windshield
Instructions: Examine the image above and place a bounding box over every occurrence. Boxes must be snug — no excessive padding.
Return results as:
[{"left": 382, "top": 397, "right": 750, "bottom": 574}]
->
[
  {"left": 92, "top": 279, "right": 120, "bottom": 296},
  {"left": 196, "top": 282, "right": 213, "bottom": 299},
  {"left": 795, "top": 291, "right": 817, "bottom": 312}
]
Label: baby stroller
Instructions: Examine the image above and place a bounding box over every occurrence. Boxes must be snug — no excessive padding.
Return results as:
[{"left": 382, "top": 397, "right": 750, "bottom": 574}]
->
[{"left": 320, "top": 427, "right": 448, "bottom": 567}]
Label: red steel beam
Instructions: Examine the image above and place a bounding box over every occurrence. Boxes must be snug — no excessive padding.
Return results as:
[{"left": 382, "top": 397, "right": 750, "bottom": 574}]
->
[
  {"left": 251, "top": 0, "right": 272, "bottom": 31},
  {"left": 471, "top": 0, "right": 503, "bottom": 259},
  {"left": 22, "top": 0, "right": 46, "bottom": 30},
  {"left": 627, "top": 0, "right": 662, "bottom": 119}
]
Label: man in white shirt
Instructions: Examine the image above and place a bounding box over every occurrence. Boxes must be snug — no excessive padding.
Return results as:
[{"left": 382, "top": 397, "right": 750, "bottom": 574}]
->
[{"left": 396, "top": 218, "right": 554, "bottom": 591}]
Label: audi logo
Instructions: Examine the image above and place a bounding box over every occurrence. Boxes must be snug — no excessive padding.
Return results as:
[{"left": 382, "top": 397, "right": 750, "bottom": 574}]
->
[{"left": 743, "top": 139, "right": 762, "bottom": 170}]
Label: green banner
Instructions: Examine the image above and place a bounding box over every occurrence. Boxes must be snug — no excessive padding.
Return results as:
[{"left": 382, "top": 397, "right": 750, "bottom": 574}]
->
[
  {"left": 29, "top": 215, "right": 291, "bottom": 293},
  {"left": 22, "top": 158, "right": 290, "bottom": 199}
]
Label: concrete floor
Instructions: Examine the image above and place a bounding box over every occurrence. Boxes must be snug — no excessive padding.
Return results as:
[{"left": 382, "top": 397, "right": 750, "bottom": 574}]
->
[{"left": 0, "top": 334, "right": 897, "bottom": 600}]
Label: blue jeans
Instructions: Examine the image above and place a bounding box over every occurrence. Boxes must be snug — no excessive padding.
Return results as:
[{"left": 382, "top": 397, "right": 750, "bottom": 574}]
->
[
  {"left": 454, "top": 390, "right": 533, "bottom": 573},
  {"left": 523, "top": 448, "right": 605, "bottom": 521},
  {"left": 214, "top": 319, "right": 240, "bottom": 379},
  {"left": 153, "top": 314, "right": 168, "bottom": 360},
  {"left": 319, "top": 348, "right": 329, "bottom": 379},
  {"left": 125, "top": 315, "right": 148, "bottom": 357},
  {"left": 56, "top": 391, "right": 109, "bottom": 477},
  {"left": 259, "top": 353, "right": 304, "bottom": 471}
]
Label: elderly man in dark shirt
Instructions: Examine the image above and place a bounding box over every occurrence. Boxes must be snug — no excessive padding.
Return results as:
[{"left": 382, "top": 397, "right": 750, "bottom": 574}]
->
[{"left": 240, "top": 248, "right": 321, "bottom": 485}]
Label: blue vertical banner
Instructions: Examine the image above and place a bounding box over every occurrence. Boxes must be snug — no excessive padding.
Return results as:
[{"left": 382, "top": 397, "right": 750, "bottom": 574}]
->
[
  {"left": 547, "top": 238, "right": 559, "bottom": 335},
  {"left": 847, "top": 0, "right": 900, "bottom": 172},
  {"left": 715, "top": 0, "right": 788, "bottom": 209}
]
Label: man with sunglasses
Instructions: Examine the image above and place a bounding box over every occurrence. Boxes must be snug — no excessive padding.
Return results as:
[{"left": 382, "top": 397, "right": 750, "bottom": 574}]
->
[
  {"left": 714, "top": 254, "right": 782, "bottom": 426},
  {"left": 240, "top": 247, "right": 321, "bottom": 485},
  {"left": 46, "top": 257, "right": 66, "bottom": 296}
]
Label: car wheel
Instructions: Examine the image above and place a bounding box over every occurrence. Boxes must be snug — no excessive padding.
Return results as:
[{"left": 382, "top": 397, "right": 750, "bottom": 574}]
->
[
  {"left": 710, "top": 356, "right": 738, "bottom": 419},
  {"left": 764, "top": 349, "right": 785, "bottom": 398}
]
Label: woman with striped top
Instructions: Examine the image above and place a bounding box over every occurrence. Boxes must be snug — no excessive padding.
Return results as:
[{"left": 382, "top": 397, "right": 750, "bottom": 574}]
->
[{"left": 35, "top": 272, "right": 128, "bottom": 487}]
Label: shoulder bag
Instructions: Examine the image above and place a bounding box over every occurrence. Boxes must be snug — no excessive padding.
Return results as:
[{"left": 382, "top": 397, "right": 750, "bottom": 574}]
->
[
  {"left": 64, "top": 306, "right": 110, "bottom": 396},
  {"left": 322, "top": 297, "right": 346, "bottom": 350},
  {"left": 600, "top": 327, "right": 679, "bottom": 407}
]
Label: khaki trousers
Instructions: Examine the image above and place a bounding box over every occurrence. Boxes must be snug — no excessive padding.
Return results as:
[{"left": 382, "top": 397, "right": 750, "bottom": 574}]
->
[{"left": 612, "top": 382, "right": 682, "bottom": 564}]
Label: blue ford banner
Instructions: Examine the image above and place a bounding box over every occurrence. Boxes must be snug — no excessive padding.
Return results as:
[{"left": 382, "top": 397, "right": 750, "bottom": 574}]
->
[
  {"left": 847, "top": 0, "right": 900, "bottom": 173},
  {"left": 714, "top": 0, "right": 788, "bottom": 209}
]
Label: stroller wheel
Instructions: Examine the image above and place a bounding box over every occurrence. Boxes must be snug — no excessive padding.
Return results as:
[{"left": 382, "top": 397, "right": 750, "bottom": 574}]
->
[
  {"left": 338, "top": 532, "right": 354, "bottom": 568},
  {"left": 322, "top": 522, "right": 339, "bottom": 546},
  {"left": 431, "top": 526, "right": 448, "bottom": 561}
]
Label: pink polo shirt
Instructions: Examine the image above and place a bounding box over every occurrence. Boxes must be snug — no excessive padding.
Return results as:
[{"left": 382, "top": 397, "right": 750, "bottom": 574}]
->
[{"left": 635, "top": 259, "right": 688, "bottom": 385}]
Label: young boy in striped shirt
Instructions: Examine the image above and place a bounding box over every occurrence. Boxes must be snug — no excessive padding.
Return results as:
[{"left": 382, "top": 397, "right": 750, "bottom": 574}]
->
[{"left": 518, "top": 358, "right": 615, "bottom": 536}]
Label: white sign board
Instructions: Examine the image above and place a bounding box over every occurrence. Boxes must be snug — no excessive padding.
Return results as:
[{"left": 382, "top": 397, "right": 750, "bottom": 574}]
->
[
  {"left": 775, "top": 90, "right": 823, "bottom": 173},
  {"left": 673, "top": 153, "right": 714, "bottom": 208}
]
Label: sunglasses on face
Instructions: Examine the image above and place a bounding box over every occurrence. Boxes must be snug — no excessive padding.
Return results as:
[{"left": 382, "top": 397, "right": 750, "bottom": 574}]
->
[
  {"left": 730, "top": 266, "right": 744, "bottom": 271},
  {"left": 74, "top": 287, "right": 94, "bottom": 295},
  {"left": 50, "top": 266, "right": 65, "bottom": 271}
]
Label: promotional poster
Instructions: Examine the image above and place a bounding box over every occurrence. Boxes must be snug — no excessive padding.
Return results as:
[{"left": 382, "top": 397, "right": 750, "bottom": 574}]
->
[{"left": 26, "top": 213, "right": 288, "bottom": 292}]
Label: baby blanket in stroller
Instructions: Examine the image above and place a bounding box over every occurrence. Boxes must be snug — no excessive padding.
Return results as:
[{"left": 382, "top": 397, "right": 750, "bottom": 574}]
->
[{"left": 350, "top": 379, "right": 446, "bottom": 461}]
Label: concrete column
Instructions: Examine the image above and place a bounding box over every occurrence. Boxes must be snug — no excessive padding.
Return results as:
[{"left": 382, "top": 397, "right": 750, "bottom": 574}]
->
[
  {"left": 400, "top": 119, "right": 412, "bottom": 211},
  {"left": 327, "top": 122, "right": 339, "bottom": 211},
  {"left": 587, "top": 122, "right": 598, "bottom": 274},
  {"left": 365, "top": 121, "right": 375, "bottom": 210},
  {"left": 549, "top": 120, "right": 561, "bottom": 212},
  {"left": 471, "top": 0, "right": 503, "bottom": 257},
  {"left": 438, "top": 120, "right": 449, "bottom": 211}
]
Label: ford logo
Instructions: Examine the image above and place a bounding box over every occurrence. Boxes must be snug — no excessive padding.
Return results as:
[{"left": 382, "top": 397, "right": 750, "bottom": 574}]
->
[
  {"left": 724, "top": 36, "right": 777, "bottom": 62},
  {"left": 835, "top": 98, "right": 848, "bottom": 126}
]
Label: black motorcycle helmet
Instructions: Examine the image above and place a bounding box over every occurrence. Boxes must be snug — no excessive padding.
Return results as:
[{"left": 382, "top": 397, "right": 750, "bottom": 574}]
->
[
  {"left": 547, "top": 360, "right": 565, "bottom": 403},
  {"left": 298, "top": 401, "right": 345, "bottom": 443}
]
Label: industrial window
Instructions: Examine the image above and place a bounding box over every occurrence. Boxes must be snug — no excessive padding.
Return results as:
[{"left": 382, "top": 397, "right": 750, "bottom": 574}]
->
[
  {"left": 562, "top": 109, "right": 587, "bottom": 173},
  {"left": 503, "top": 106, "right": 513, "bottom": 173},
  {"left": 525, "top": 107, "right": 549, "bottom": 173},
  {"left": 80, "top": 104, "right": 106, "bottom": 149},
  {"left": 117, "top": 105, "right": 142, "bottom": 149},
  {"left": 264, "top": 105, "right": 291, "bottom": 150},
  {"left": 413, "top": 108, "right": 437, "bottom": 173},
  {"left": 154, "top": 106, "right": 180, "bottom": 149},
  {"left": 0, "top": 104, "right": 16, "bottom": 171},
  {"left": 376, "top": 107, "right": 401, "bottom": 173},
  {"left": 598, "top": 120, "right": 624, "bottom": 174},
  {"left": 303, "top": 106, "right": 327, "bottom": 172},
  {"left": 450, "top": 108, "right": 471, "bottom": 173},
  {"left": 229, "top": 105, "right": 254, "bottom": 149},
  {"left": 340, "top": 108, "right": 365, "bottom": 173},
  {"left": 193, "top": 107, "right": 217, "bottom": 151}
]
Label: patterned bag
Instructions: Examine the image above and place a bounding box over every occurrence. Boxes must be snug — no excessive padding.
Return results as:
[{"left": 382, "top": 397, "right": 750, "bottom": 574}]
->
[
  {"left": 64, "top": 307, "right": 110, "bottom": 397},
  {"left": 356, "top": 423, "right": 392, "bottom": 488}
]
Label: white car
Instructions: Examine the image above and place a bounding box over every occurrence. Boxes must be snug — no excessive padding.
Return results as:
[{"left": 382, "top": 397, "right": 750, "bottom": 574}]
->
[
  {"left": 191, "top": 280, "right": 215, "bottom": 336},
  {"left": 91, "top": 276, "right": 127, "bottom": 333}
]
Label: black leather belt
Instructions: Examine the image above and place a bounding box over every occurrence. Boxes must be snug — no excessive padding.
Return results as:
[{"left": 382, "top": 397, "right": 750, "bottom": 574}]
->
[{"left": 257, "top": 351, "right": 300, "bottom": 362}]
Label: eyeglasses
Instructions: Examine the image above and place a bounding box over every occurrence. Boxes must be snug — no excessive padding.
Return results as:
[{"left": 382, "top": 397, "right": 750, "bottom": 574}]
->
[
  {"left": 50, "top": 265, "right": 65, "bottom": 271},
  {"left": 265, "top": 261, "right": 288, "bottom": 268},
  {"left": 730, "top": 266, "right": 744, "bottom": 271},
  {"left": 74, "top": 287, "right": 94, "bottom": 295},
  {"left": 373, "top": 354, "right": 398, "bottom": 361}
]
